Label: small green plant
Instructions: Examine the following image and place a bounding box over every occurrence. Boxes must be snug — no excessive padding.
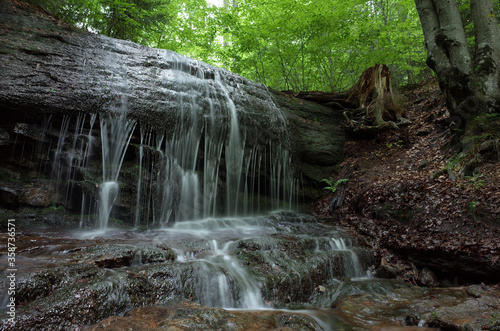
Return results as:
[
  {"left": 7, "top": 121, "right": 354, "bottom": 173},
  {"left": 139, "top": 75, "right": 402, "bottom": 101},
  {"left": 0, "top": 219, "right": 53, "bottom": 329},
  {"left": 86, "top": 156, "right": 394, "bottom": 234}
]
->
[
  {"left": 463, "top": 174, "right": 485, "bottom": 189},
  {"left": 320, "top": 178, "right": 349, "bottom": 193},
  {"left": 49, "top": 205, "right": 64, "bottom": 212},
  {"left": 489, "top": 313, "right": 500, "bottom": 328},
  {"left": 468, "top": 199, "right": 481, "bottom": 222},
  {"left": 386, "top": 139, "right": 403, "bottom": 148}
]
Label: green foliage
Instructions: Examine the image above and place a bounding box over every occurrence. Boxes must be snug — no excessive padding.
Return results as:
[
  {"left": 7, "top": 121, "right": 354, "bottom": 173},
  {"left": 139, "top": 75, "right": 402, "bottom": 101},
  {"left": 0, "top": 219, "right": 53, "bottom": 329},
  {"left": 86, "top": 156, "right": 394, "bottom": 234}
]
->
[
  {"left": 26, "top": 0, "right": 173, "bottom": 45},
  {"left": 320, "top": 178, "right": 349, "bottom": 194},
  {"left": 27, "top": 0, "right": 428, "bottom": 92},
  {"left": 463, "top": 174, "right": 485, "bottom": 189},
  {"left": 156, "top": 0, "right": 222, "bottom": 60},
  {"left": 488, "top": 313, "right": 500, "bottom": 329},
  {"left": 467, "top": 199, "right": 481, "bottom": 222},
  {"left": 386, "top": 139, "right": 403, "bottom": 148},
  {"left": 49, "top": 204, "right": 65, "bottom": 211},
  {"left": 203, "top": 0, "right": 428, "bottom": 91}
]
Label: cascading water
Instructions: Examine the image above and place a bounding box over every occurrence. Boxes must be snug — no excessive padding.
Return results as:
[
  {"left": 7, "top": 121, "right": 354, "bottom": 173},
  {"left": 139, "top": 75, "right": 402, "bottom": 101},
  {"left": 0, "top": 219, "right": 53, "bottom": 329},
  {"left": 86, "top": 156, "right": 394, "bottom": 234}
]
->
[
  {"left": 3, "top": 45, "right": 384, "bottom": 329},
  {"left": 154, "top": 212, "right": 371, "bottom": 311},
  {"left": 99, "top": 114, "right": 136, "bottom": 229},
  {"left": 127, "top": 51, "right": 298, "bottom": 226},
  {"left": 32, "top": 50, "right": 298, "bottom": 229},
  {"left": 173, "top": 238, "right": 265, "bottom": 309},
  {"left": 215, "top": 71, "right": 245, "bottom": 216}
]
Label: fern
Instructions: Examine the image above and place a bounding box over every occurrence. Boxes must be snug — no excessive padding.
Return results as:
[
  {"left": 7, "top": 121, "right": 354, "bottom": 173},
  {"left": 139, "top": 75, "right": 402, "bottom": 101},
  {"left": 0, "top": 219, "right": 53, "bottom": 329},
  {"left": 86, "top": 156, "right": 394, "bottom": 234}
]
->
[{"left": 320, "top": 178, "right": 349, "bottom": 193}]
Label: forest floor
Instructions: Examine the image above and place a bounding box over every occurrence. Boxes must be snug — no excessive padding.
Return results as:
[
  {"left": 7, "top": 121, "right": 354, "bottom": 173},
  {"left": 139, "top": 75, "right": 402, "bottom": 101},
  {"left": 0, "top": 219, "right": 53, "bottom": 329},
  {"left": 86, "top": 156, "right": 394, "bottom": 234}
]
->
[{"left": 312, "top": 79, "right": 500, "bottom": 285}]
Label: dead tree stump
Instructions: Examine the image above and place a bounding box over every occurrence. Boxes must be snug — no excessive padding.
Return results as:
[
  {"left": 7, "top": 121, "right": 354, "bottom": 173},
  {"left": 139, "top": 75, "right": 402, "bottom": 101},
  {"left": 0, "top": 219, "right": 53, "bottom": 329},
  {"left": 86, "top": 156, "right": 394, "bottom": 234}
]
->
[
  {"left": 282, "top": 64, "right": 410, "bottom": 133},
  {"left": 343, "top": 64, "right": 410, "bottom": 131}
]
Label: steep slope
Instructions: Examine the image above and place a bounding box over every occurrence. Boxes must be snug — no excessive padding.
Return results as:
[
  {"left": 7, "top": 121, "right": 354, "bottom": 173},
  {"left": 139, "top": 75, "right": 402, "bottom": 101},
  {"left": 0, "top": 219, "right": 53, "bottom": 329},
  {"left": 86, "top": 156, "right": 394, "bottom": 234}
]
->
[{"left": 314, "top": 79, "right": 500, "bottom": 284}]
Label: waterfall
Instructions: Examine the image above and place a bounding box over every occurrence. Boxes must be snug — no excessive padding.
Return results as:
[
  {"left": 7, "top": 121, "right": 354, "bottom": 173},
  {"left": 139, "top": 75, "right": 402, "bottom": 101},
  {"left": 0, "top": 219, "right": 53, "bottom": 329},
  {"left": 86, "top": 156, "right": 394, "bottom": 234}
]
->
[
  {"left": 47, "top": 114, "right": 97, "bottom": 211},
  {"left": 33, "top": 50, "right": 297, "bottom": 229},
  {"left": 215, "top": 71, "right": 244, "bottom": 216},
  {"left": 134, "top": 126, "right": 145, "bottom": 227},
  {"left": 2, "top": 37, "right": 378, "bottom": 322},
  {"left": 330, "top": 238, "right": 366, "bottom": 278},
  {"left": 122, "top": 51, "right": 298, "bottom": 226},
  {"left": 99, "top": 114, "right": 136, "bottom": 229},
  {"left": 51, "top": 115, "right": 71, "bottom": 198}
]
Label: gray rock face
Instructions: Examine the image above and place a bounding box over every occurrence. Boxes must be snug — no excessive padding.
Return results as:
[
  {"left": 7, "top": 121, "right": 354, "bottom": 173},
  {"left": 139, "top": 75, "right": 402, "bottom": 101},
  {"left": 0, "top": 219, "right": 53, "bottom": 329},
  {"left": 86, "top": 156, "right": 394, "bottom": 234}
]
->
[
  {"left": 0, "top": 0, "right": 344, "bottom": 143},
  {"left": 0, "top": 0, "right": 344, "bottom": 223},
  {"left": 3, "top": 214, "right": 372, "bottom": 330},
  {"left": 21, "top": 183, "right": 55, "bottom": 207}
]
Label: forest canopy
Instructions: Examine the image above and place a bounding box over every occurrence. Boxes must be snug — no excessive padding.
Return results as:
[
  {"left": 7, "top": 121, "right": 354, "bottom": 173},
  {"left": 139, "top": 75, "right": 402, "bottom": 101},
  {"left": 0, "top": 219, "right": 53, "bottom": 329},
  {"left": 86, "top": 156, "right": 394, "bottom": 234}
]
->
[{"left": 27, "top": 0, "right": 430, "bottom": 91}]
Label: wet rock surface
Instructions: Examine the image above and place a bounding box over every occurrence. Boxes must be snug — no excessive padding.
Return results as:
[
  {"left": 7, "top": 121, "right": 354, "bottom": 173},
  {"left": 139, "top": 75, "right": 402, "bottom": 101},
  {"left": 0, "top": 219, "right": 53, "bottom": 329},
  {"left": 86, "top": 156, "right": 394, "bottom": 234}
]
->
[
  {"left": 0, "top": 215, "right": 373, "bottom": 330},
  {"left": 234, "top": 232, "right": 373, "bottom": 306},
  {"left": 0, "top": 0, "right": 345, "bottom": 219},
  {"left": 334, "top": 285, "right": 500, "bottom": 330},
  {"left": 2, "top": 220, "right": 500, "bottom": 331},
  {"left": 87, "top": 301, "right": 320, "bottom": 331}
]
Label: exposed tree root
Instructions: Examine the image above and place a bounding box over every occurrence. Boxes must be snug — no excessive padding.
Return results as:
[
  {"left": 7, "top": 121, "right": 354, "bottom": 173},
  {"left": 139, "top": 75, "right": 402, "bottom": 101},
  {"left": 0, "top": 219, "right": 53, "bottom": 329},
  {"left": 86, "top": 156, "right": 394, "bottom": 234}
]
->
[
  {"left": 286, "top": 64, "right": 410, "bottom": 134},
  {"left": 343, "top": 64, "right": 410, "bottom": 132},
  {"left": 431, "top": 138, "right": 500, "bottom": 181}
]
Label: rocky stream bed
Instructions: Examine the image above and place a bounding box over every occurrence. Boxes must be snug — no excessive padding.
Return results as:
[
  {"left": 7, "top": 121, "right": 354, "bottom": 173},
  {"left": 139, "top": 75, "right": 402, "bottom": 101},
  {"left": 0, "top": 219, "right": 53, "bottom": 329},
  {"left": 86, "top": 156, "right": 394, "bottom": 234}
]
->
[
  {"left": 1, "top": 213, "right": 500, "bottom": 331},
  {"left": 1, "top": 1, "right": 500, "bottom": 330}
]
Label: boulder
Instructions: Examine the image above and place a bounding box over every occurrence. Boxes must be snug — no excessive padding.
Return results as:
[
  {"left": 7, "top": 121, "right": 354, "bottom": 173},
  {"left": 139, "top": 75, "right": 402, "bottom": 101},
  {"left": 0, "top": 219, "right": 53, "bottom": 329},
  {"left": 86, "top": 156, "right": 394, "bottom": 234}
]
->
[{"left": 20, "top": 183, "right": 55, "bottom": 207}]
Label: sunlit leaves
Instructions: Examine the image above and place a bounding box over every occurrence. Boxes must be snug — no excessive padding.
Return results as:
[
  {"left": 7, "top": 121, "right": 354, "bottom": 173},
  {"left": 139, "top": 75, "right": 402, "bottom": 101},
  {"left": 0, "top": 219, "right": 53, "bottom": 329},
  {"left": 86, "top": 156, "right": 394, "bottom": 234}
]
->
[
  {"left": 27, "top": 0, "right": 173, "bottom": 45},
  {"left": 29, "top": 0, "right": 428, "bottom": 92},
  {"left": 202, "top": 0, "right": 428, "bottom": 91}
]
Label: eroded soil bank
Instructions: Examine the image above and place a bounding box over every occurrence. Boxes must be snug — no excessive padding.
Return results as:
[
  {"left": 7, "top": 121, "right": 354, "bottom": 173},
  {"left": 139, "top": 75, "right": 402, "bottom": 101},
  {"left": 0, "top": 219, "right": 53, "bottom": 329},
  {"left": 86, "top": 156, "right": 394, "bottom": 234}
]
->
[{"left": 314, "top": 80, "right": 500, "bottom": 286}]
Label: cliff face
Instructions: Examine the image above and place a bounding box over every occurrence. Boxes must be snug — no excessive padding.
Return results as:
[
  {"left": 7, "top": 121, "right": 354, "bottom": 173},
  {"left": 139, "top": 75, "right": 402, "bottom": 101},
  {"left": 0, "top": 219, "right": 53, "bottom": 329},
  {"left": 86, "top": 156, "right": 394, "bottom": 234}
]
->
[{"left": 0, "top": 0, "right": 345, "bottom": 226}]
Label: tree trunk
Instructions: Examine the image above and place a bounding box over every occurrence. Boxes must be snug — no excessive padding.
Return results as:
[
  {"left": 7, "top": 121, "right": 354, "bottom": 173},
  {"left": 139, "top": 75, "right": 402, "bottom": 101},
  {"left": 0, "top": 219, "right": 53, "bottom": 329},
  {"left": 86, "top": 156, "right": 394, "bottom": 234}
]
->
[
  {"left": 414, "top": 0, "right": 472, "bottom": 112},
  {"left": 470, "top": 0, "right": 500, "bottom": 102},
  {"left": 414, "top": 0, "right": 500, "bottom": 176},
  {"left": 414, "top": 0, "right": 500, "bottom": 124},
  {"left": 345, "top": 63, "right": 409, "bottom": 129}
]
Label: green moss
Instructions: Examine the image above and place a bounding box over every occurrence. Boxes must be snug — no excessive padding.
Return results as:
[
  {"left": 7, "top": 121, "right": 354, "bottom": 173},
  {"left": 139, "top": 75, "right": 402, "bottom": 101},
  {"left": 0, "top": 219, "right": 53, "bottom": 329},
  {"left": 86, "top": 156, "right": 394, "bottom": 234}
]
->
[
  {"left": 48, "top": 204, "right": 64, "bottom": 211},
  {"left": 0, "top": 46, "right": 13, "bottom": 54}
]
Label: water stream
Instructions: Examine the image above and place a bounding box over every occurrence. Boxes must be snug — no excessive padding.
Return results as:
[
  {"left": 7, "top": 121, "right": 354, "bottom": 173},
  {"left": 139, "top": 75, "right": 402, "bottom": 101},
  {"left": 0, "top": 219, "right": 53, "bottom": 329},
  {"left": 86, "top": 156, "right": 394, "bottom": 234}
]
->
[
  {"left": 2, "top": 50, "right": 385, "bottom": 329},
  {"left": 1, "top": 212, "right": 382, "bottom": 330}
]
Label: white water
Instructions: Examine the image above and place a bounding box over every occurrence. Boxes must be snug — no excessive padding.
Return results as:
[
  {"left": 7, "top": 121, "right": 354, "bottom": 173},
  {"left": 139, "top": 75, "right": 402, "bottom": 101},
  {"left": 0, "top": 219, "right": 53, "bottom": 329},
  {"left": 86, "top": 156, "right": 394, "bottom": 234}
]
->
[
  {"left": 215, "top": 71, "right": 244, "bottom": 216},
  {"left": 38, "top": 50, "right": 298, "bottom": 230},
  {"left": 71, "top": 212, "right": 370, "bottom": 313},
  {"left": 174, "top": 239, "right": 265, "bottom": 308},
  {"left": 99, "top": 115, "right": 136, "bottom": 228},
  {"left": 124, "top": 51, "right": 298, "bottom": 226},
  {"left": 151, "top": 213, "right": 367, "bottom": 310},
  {"left": 134, "top": 126, "right": 145, "bottom": 227},
  {"left": 98, "top": 181, "right": 120, "bottom": 229}
]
